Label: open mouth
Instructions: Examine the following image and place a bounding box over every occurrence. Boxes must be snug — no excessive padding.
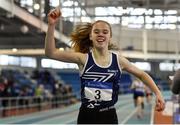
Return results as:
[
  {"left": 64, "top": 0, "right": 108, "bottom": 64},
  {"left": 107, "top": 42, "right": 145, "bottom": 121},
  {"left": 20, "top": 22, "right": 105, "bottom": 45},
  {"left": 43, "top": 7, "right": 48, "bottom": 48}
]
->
[{"left": 96, "top": 37, "right": 105, "bottom": 42}]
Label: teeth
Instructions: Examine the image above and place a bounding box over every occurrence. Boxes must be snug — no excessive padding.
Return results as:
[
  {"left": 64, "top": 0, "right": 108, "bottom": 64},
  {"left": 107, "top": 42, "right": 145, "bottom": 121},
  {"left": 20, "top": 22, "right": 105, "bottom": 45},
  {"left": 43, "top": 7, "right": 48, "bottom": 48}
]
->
[
  {"left": 97, "top": 38, "right": 105, "bottom": 42},
  {"left": 97, "top": 39, "right": 104, "bottom": 42}
]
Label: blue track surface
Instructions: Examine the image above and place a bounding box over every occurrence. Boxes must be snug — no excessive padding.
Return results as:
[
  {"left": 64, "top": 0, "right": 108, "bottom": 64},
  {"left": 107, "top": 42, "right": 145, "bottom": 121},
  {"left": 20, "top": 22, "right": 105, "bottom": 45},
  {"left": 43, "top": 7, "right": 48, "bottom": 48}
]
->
[{"left": 0, "top": 91, "right": 172, "bottom": 124}]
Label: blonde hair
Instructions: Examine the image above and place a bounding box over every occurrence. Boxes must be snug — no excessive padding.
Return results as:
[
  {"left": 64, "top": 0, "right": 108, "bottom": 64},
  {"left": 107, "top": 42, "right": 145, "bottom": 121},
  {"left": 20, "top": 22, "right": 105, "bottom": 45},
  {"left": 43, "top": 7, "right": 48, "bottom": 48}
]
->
[{"left": 70, "top": 20, "right": 119, "bottom": 53}]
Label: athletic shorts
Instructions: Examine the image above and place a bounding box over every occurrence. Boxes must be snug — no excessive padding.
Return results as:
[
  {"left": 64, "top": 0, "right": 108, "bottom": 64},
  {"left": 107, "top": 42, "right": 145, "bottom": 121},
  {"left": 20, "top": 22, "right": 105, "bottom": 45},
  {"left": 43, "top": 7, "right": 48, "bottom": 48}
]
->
[
  {"left": 133, "top": 91, "right": 145, "bottom": 100},
  {"left": 77, "top": 106, "right": 118, "bottom": 124}
]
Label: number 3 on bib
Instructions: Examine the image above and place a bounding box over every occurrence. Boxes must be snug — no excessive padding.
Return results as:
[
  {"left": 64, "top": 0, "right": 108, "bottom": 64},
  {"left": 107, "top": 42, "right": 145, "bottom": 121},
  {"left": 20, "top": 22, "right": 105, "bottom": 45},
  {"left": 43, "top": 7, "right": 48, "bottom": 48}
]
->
[
  {"left": 94, "top": 90, "right": 101, "bottom": 99},
  {"left": 85, "top": 87, "right": 112, "bottom": 101}
]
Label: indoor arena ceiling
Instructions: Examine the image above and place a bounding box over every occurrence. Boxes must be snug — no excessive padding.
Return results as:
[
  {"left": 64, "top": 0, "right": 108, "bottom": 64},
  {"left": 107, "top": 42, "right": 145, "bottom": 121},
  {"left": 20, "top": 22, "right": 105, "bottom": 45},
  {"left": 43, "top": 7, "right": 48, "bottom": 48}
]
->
[
  {"left": 0, "top": 0, "right": 180, "bottom": 56},
  {"left": 78, "top": 0, "right": 180, "bottom": 10}
]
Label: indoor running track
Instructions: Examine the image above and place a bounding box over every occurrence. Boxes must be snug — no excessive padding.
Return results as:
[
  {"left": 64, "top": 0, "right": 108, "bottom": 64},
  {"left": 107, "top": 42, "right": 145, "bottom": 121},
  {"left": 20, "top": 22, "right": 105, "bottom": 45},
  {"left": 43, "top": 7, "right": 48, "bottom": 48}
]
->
[{"left": 0, "top": 91, "right": 171, "bottom": 124}]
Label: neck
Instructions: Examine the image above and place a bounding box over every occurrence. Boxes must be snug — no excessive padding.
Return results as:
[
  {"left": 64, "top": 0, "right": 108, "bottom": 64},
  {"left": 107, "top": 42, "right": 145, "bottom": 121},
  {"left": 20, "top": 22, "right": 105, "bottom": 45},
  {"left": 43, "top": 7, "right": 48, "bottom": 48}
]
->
[{"left": 92, "top": 48, "right": 110, "bottom": 59}]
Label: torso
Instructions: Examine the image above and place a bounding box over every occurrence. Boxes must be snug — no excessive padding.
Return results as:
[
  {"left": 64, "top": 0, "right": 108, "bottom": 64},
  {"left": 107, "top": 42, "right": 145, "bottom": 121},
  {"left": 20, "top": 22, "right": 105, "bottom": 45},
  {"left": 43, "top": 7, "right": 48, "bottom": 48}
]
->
[
  {"left": 133, "top": 81, "right": 145, "bottom": 93},
  {"left": 80, "top": 51, "right": 122, "bottom": 109}
]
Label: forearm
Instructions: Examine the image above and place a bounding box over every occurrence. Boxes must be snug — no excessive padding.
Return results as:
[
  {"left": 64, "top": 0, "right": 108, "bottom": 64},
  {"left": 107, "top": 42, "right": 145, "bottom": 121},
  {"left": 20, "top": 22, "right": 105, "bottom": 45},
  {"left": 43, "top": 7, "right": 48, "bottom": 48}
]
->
[
  {"left": 140, "top": 73, "right": 161, "bottom": 96},
  {"left": 45, "top": 24, "right": 57, "bottom": 57}
]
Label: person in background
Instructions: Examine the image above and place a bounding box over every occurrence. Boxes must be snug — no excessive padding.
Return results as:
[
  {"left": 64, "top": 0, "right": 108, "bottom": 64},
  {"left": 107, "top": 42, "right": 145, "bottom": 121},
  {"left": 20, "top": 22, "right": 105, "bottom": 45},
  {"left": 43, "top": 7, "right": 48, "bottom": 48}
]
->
[
  {"left": 35, "top": 84, "right": 45, "bottom": 111},
  {"left": 131, "top": 78, "right": 145, "bottom": 119},
  {"left": 145, "top": 86, "right": 153, "bottom": 104},
  {"left": 172, "top": 69, "right": 180, "bottom": 95},
  {"left": 45, "top": 7, "right": 165, "bottom": 124},
  {"left": 171, "top": 69, "right": 180, "bottom": 113}
]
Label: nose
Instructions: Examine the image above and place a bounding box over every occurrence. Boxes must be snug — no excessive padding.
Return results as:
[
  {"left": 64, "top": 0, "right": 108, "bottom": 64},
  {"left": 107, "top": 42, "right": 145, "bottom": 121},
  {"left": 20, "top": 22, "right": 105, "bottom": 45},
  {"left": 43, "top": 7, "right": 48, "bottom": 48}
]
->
[{"left": 97, "top": 31, "right": 104, "bottom": 36}]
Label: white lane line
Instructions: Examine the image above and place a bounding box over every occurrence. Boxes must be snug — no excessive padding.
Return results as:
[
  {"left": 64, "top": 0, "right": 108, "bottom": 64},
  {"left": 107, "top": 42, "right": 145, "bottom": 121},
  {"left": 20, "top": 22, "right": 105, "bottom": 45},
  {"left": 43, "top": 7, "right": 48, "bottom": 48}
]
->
[
  {"left": 120, "top": 107, "right": 137, "bottom": 124},
  {"left": 117, "top": 103, "right": 133, "bottom": 113},
  {"left": 150, "top": 103, "right": 155, "bottom": 125},
  {"left": 64, "top": 118, "right": 77, "bottom": 124}
]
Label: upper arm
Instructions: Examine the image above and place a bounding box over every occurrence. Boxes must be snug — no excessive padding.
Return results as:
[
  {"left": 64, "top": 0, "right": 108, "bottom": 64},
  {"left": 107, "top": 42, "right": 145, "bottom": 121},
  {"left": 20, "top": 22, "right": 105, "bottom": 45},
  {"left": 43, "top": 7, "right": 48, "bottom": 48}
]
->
[
  {"left": 46, "top": 49, "right": 87, "bottom": 66},
  {"left": 118, "top": 54, "right": 156, "bottom": 87},
  {"left": 118, "top": 54, "right": 144, "bottom": 78}
]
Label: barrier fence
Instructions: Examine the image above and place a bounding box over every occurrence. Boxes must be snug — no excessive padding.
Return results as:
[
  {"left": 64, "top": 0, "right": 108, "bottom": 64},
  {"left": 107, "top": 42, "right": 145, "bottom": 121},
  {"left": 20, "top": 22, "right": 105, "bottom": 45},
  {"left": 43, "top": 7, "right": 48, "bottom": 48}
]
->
[{"left": 0, "top": 93, "right": 78, "bottom": 117}]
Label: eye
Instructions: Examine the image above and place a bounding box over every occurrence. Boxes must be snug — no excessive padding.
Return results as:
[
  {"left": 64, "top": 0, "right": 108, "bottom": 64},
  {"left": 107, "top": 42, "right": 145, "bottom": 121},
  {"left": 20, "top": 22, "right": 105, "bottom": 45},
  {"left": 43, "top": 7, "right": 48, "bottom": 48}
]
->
[
  {"left": 103, "top": 30, "right": 109, "bottom": 34},
  {"left": 94, "top": 29, "right": 99, "bottom": 34}
]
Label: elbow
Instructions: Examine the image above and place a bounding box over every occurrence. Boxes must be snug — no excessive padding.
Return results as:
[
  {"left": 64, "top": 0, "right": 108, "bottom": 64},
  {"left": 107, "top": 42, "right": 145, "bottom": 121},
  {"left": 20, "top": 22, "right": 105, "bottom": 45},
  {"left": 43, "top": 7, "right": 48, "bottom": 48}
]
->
[
  {"left": 45, "top": 50, "right": 54, "bottom": 58},
  {"left": 45, "top": 49, "right": 49, "bottom": 57},
  {"left": 45, "top": 53, "right": 50, "bottom": 58},
  {"left": 45, "top": 48, "right": 58, "bottom": 59}
]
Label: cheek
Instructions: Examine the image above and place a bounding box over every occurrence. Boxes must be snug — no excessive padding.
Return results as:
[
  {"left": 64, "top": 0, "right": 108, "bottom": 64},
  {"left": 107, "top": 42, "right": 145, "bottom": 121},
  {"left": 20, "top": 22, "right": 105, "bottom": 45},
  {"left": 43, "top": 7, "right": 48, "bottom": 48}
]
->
[{"left": 107, "top": 37, "right": 111, "bottom": 42}]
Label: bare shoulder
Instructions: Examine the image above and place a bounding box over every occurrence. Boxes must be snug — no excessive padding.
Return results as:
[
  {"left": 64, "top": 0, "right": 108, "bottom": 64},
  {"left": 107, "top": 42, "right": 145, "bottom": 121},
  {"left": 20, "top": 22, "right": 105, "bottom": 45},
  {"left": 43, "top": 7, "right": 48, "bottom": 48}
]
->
[
  {"left": 117, "top": 53, "right": 144, "bottom": 77},
  {"left": 116, "top": 52, "right": 131, "bottom": 70}
]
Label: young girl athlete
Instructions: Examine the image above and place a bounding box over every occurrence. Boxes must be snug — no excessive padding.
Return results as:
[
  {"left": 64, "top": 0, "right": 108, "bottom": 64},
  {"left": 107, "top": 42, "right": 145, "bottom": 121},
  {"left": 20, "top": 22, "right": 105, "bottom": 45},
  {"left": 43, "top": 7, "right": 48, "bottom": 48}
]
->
[{"left": 45, "top": 8, "right": 165, "bottom": 124}]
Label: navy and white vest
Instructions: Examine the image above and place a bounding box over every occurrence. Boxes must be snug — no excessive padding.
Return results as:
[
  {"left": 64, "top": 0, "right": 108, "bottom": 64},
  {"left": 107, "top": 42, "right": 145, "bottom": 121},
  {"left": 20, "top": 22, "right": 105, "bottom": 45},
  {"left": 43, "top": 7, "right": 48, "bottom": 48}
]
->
[
  {"left": 133, "top": 81, "right": 145, "bottom": 94},
  {"left": 80, "top": 51, "right": 122, "bottom": 109}
]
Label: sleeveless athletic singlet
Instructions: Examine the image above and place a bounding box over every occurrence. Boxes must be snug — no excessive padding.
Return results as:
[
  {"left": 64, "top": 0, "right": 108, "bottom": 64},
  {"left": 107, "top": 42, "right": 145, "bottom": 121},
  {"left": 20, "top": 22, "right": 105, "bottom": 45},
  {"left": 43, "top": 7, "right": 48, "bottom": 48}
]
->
[{"left": 80, "top": 51, "right": 122, "bottom": 109}]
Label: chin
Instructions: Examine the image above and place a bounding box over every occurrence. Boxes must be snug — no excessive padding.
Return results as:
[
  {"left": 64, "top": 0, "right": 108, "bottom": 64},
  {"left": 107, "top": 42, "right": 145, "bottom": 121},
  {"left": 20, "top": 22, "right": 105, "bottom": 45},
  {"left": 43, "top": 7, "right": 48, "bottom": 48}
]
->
[{"left": 96, "top": 45, "right": 107, "bottom": 50}]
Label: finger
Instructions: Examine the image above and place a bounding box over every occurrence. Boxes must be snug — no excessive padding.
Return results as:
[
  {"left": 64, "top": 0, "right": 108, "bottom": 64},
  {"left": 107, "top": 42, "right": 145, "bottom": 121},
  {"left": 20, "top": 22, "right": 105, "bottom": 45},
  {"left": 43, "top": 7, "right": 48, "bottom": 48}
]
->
[
  {"left": 52, "top": 8, "right": 61, "bottom": 17},
  {"left": 48, "top": 9, "right": 60, "bottom": 18},
  {"left": 161, "top": 101, "right": 165, "bottom": 110},
  {"left": 156, "top": 101, "right": 165, "bottom": 111},
  {"left": 50, "top": 12, "right": 57, "bottom": 18},
  {"left": 156, "top": 105, "right": 162, "bottom": 111},
  {"left": 55, "top": 8, "right": 61, "bottom": 16},
  {"left": 155, "top": 100, "right": 161, "bottom": 110},
  {"left": 159, "top": 99, "right": 165, "bottom": 109},
  {"left": 48, "top": 10, "right": 55, "bottom": 17}
]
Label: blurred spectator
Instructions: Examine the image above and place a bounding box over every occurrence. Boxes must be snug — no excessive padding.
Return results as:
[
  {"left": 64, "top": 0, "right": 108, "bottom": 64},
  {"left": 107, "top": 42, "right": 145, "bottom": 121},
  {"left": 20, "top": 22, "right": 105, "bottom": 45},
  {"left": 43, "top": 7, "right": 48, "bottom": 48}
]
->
[
  {"left": 35, "top": 84, "right": 45, "bottom": 111},
  {"left": 131, "top": 78, "right": 145, "bottom": 119},
  {"left": 171, "top": 69, "right": 180, "bottom": 114},
  {"left": 31, "top": 69, "right": 40, "bottom": 80},
  {"left": 172, "top": 69, "right": 180, "bottom": 94},
  {"left": 145, "top": 86, "right": 153, "bottom": 104},
  {"left": 0, "top": 76, "right": 6, "bottom": 116},
  {"left": 0, "top": 77, "right": 6, "bottom": 96},
  {"left": 0, "top": 76, "right": 9, "bottom": 117}
]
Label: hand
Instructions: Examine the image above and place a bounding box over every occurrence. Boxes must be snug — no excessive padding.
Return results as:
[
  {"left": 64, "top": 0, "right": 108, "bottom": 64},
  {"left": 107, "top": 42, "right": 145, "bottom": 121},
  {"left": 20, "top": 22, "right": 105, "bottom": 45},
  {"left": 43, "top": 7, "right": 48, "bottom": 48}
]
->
[
  {"left": 47, "top": 7, "right": 61, "bottom": 25},
  {"left": 155, "top": 94, "right": 165, "bottom": 112}
]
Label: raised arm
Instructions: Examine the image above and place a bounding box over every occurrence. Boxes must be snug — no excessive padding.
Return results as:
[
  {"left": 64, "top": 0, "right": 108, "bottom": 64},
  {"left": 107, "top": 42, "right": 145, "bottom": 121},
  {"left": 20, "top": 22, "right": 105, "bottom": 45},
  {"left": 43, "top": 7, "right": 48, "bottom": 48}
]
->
[
  {"left": 45, "top": 8, "right": 86, "bottom": 65},
  {"left": 118, "top": 55, "right": 165, "bottom": 112}
]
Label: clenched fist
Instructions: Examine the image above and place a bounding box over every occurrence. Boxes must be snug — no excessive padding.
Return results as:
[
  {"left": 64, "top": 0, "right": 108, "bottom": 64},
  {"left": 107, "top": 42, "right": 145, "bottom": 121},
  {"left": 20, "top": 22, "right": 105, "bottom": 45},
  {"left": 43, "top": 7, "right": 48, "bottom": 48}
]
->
[{"left": 47, "top": 7, "right": 61, "bottom": 25}]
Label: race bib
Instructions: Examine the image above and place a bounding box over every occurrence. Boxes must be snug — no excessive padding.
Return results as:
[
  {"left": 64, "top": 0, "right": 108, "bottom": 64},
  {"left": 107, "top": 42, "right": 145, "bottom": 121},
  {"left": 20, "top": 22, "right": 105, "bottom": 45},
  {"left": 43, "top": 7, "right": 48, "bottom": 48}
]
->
[{"left": 84, "top": 81, "right": 113, "bottom": 101}]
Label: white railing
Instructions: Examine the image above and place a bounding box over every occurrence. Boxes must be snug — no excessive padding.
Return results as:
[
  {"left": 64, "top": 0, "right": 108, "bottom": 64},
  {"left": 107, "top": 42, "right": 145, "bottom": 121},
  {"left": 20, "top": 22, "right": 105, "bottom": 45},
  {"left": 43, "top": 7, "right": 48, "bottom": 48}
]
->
[{"left": 0, "top": 93, "right": 78, "bottom": 117}]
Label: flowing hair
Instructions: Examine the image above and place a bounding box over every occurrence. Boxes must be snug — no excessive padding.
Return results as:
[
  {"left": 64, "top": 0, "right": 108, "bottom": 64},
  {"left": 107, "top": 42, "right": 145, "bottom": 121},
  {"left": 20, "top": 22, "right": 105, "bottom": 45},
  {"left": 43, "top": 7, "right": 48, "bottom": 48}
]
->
[
  {"left": 70, "top": 22, "right": 92, "bottom": 53},
  {"left": 70, "top": 20, "right": 119, "bottom": 53}
]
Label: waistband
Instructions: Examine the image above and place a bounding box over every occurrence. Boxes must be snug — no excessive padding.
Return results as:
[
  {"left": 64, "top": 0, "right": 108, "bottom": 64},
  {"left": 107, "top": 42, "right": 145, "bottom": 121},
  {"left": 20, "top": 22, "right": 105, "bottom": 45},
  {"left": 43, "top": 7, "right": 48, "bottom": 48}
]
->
[{"left": 80, "top": 105, "right": 115, "bottom": 112}]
